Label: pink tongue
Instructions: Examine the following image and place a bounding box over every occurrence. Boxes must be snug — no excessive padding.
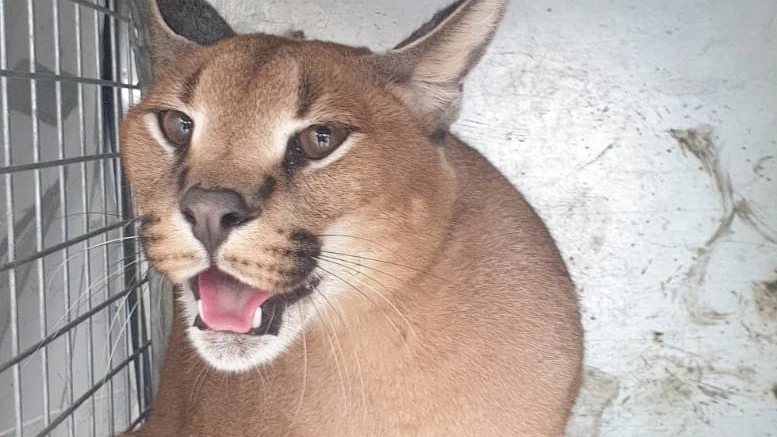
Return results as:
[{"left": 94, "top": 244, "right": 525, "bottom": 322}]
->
[{"left": 198, "top": 267, "right": 271, "bottom": 333}]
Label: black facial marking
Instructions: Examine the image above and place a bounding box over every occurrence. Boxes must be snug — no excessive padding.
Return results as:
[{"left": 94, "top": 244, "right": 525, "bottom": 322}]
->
[
  {"left": 138, "top": 214, "right": 160, "bottom": 229},
  {"left": 177, "top": 165, "right": 190, "bottom": 192},
  {"left": 431, "top": 129, "right": 448, "bottom": 146},
  {"left": 193, "top": 314, "right": 208, "bottom": 330},
  {"left": 157, "top": 0, "right": 236, "bottom": 46},
  {"left": 180, "top": 65, "right": 204, "bottom": 104},
  {"left": 249, "top": 276, "right": 320, "bottom": 336},
  {"left": 255, "top": 176, "right": 276, "bottom": 202},
  {"left": 137, "top": 214, "right": 161, "bottom": 247},
  {"left": 296, "top": 70, "right": 320, "bottom": 118},
  {"left": 262, "top": 301, "right": 281, "bottom": 335},
  {"left": 189, "top": 276, "right": 201, "bottom": 300},
  {"left": 283, "top": 135, "right": 309, "bottom": 177},
  {"left": 286, "top": 229, "right": 321, "bottom": 285}
]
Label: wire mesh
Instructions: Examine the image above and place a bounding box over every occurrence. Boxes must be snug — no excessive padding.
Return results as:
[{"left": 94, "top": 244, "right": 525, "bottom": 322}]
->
[{"left": 0, "top": 0, "right": 153, "bottom": 435}]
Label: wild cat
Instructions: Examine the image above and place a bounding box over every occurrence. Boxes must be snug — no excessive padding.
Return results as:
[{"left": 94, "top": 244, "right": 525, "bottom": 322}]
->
[{"left": 117, "top": 0, "right": 583, "bottom": 435}]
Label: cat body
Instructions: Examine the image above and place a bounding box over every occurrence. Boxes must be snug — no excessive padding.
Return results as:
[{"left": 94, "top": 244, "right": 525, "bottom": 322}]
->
[{"left": 118, "top": 0, "right": 583, "bottom": 435}]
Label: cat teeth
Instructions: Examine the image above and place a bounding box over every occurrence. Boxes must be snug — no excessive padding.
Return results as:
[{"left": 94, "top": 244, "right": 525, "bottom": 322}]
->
[
  {"left": 252, "top": 307, "right": 263, "bottom": 329},
  {"left": 197, "top": 300, "right": 204, "bottom": 319}
]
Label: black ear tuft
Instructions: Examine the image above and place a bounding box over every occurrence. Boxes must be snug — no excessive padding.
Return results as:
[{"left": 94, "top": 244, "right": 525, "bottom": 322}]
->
[
  {"left": 156, "top": 0, "right": 235, "bottom": 46},
  {"left": 393, "top": 0, "right": 466, "bottom": 50},
  {"left": 143, "top": 0, "right": 236, "bottom": 76}
]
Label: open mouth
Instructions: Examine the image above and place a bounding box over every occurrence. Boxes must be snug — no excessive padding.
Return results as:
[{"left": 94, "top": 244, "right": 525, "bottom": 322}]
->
[{"left": 190, "top": 267, "right": 314, "bottom": 336}]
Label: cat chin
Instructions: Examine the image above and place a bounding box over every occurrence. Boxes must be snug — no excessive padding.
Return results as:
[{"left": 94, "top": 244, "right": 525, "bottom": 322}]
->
[
  {"left": 178, "top": 284, "right": 307, "bottom": 373},
  {"left": 185, "top": 324, "right": 302, "bottom": 372}
]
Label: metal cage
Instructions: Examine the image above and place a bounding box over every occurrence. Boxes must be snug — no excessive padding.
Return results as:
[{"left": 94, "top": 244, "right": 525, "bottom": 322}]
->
[{"left": 0, "top": 1, "right": 154, "bottom": 435}]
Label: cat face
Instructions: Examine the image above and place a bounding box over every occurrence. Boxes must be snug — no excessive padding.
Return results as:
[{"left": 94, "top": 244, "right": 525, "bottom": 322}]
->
[{"left": 121, "top": 0, "right": 507, "bottom": 372}]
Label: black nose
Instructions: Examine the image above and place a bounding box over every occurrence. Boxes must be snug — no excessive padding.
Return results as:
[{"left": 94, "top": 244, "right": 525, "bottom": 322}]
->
[{"left": 179, "top": 187, "right": 253, "bottom": 254}]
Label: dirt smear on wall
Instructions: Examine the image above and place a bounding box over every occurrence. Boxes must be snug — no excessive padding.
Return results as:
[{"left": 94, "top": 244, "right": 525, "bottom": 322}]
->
[
  {"left": 753, "top": 279, "right": 777, "bottom": 320},
  {"left": 565, "top": 366, "right": 620, "bottom": 437},
  {"left": 669, "top": 126, "right": 777, "bottom": 325}
]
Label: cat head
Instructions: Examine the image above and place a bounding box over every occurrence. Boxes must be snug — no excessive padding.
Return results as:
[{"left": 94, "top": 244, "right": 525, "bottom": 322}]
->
[{"left": 121, "top": 0, "right": 509, "bottom": 372}]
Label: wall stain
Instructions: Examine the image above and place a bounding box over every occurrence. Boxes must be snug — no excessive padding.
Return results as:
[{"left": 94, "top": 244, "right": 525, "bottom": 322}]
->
[
  {"left": 669, "top": 126, "right": 777, "bottom": 325},
  {"left": 565, "top": 366, "right": 620, "bottom": 437},
  {"left": 631, "top": 340, "right": 759, "bottom": 429},
  {"left": 753, "top": 155, "right": 775, "bottom": 180},
  {"left": 578, "top": 143, "right": 617, "bottom": 169},
  {"left": 740, "top": 319, "right": 777, "bottom": 345},
  {"left": 754, "top": 279, "right": 777, "bottom": 320}
]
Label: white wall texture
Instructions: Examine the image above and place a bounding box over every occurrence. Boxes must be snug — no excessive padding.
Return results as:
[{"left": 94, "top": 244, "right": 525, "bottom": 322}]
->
[{"left": 204, "top": 0, "right": 777, "bottom": 436}]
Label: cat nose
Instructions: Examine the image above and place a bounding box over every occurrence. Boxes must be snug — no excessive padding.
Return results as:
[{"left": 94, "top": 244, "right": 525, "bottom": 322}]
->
[{"left": 179, "top": 187, "right": 253, "bottom": 254}]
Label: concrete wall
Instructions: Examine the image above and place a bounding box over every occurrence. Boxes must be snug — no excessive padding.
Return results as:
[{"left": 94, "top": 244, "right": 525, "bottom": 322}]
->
[{"left": 203, "top": 0, "right": 777, "bottom": 436}]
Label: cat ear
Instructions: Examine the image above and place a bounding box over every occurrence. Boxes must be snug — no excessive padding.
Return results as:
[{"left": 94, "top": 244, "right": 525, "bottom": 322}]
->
[
  {"left": 145, "top": 0, "right": 236, "bottom": 71},
  {"left": 370, "top": 0, "right": 509, "bottom": 129}
]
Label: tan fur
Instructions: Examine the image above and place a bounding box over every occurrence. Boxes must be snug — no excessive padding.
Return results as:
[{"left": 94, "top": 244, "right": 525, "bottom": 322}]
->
[{"left": 118, "top": 0, "right": 582, "bottom": 435}]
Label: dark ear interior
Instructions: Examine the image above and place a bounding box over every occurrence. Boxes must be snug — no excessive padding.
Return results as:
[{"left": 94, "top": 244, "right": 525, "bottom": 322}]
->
[
  {"left": 142, "top": 0, "right": 236, "bottom": 77},
  {"left": 155, "top": 0, "right": 235, "bottom": 46},
  {"left": 393, "top": 0, "right": 466, "bottom": 50}
]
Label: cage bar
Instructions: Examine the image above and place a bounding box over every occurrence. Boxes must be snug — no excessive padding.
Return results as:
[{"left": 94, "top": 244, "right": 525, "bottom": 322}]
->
[{"left": 0, "top": 0, "right": 153, "bottom": 435}]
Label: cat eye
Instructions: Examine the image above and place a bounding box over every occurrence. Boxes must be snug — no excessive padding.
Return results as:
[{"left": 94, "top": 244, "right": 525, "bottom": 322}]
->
[
  {"left": 298, "top": 125, "right": 349, "bottom": 159},
  {"left": 158, "top": 110, "right": 194, "bottom": 148}
]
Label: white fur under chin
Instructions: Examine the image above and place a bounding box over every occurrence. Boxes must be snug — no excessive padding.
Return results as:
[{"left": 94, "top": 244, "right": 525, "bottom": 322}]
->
[{"left": 178, "top": 283, "right": 309, "bottom": 373}]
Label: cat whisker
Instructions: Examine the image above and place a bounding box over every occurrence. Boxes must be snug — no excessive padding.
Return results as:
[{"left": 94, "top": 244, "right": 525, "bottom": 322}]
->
[
  {"left": 45, "top": 258, "right": 144, "bottom": 341},
  {"left": 250, "top": 360, "right": 269, "bottom": 403},
  {"left": 189, "top": 361, "right": 210, "bottom": 405},
  {"left": 321, "top": 258, "right": 419, "bottom": 359},
  {"left": 309, "top": 275, "right": 384, "bottom": 422},
  {"left": 314, "top": 261, "right": 413, "bottom": 350},
  {"left": 283, "top": 304, "right": 309, "bottom": 437},
  {"left": 104, "top": 292, "right": 141, "bottom": 369},
  {"left": 334, "top": 265, "right": 418, "bottom": 355},
  {"left": 21, "top": 260, "right": 145, "bottom": 372},
  {"left": 316, "top": 255, "right": 416, "bottom": 328},
  {"left": 316, "top": 252, "right": 419, "bottom": 291},
  {"left": 58, "top": 211, "right": 143, "bottom": 226},
  {"left": 318, "top": 249, "right": 453, "bottom": 286},
  {"left": 45, "top": 236, "right": 146, "bottom": 295},
  {"left": 309, "top": 297, "right": 351, "bottom": 409},
  {"left": 43, "top": 242, "right": 145, "bottom": 317},
  {"left": 98, "top": 293, "right": 141, "bottom": 404},
  {"left": 98, "top": 269, "right": 151, "bottom": 407},
  {"left": 314, "top": 233, "right": 405, "bottom": 258},
  {"left": 311, "top": 291, "right": 369, "bottom": 424}
]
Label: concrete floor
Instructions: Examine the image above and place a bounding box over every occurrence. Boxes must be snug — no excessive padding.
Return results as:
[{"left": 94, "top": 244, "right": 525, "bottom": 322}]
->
[{"left": 204, "top": 0, "right": 777, "bottom": 435}]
